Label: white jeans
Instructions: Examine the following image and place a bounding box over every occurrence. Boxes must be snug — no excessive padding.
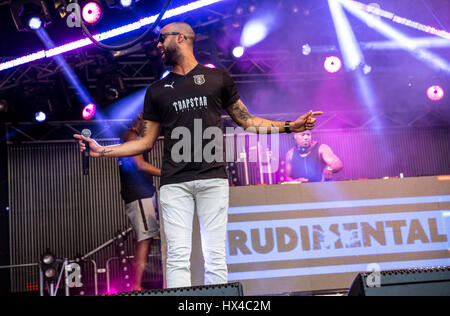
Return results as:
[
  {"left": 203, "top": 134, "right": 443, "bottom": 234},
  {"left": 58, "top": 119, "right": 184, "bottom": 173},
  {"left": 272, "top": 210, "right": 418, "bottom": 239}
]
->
[{"left": 160, "top": 178, "right": 229, "bottom": 288}]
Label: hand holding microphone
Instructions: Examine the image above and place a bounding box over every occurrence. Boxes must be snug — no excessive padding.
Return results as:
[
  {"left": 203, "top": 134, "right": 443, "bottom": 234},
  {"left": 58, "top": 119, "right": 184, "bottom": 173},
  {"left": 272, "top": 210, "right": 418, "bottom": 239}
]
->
[
  {"left": 74, "top": 130, "right": 105, "bottom": 177},
  {"left": 81, "top": 129, "right": 91, "bottom": 176}
]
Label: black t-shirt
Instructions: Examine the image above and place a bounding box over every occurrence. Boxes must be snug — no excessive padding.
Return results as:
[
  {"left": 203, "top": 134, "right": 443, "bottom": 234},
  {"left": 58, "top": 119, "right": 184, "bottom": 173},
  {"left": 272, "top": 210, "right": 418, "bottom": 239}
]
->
[
  {"left": 143, "top": 64, "right": 240, "bottom": 187},
  {"left": 290, "top": 144, "right": 326, "bottom": 182}
]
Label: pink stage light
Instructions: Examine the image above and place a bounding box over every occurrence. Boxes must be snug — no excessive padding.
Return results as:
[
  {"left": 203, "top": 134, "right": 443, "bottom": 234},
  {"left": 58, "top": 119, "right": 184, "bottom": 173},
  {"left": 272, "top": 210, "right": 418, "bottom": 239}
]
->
[
  {"left": 204, "top": 63, "right": 216, "bottom": 68},
  {"left": 324, "top": 56, "right": 342, "bottom": 73},
  {"left": 82, "top": 2, "right": 103, "bottom": 24},
  {"left": 427, "top": 85, "right": 444, "bottom": 101},
  {"left": 0, "top": 0, "right": 228, "bottom": 72},
  {"left": 82, "top": 103, "right": 96, "bottom": 120}
]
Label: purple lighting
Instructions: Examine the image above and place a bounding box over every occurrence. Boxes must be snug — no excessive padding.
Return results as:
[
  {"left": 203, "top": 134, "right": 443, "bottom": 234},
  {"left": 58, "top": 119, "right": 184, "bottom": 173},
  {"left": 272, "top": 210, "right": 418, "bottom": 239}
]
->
[
  {"left": 82, "top": 103, "right": 96, "bottom": 120},
  {"left": 233, "top": 46, "right": 245, "bottom": 58},
  {"left": 324, "top": 56, "right": 342, "bottom": 73},
  {"left": 28, "top": 17, "right": 43, "bottom": 30},
  {"left": 343, "top": 0, "right": 450, "bottom": 40},
  {"left": 0, "top": 0, "right": 227, "bottom": 72},
  {"left": 120, "top": 0, "right": 133, "bottom": 8},
  {"left": 427, "top": 85, "right": 444, "bottom": 101},
  {"left": 82, "top": 2, "right": 103, "bottom": 24}
]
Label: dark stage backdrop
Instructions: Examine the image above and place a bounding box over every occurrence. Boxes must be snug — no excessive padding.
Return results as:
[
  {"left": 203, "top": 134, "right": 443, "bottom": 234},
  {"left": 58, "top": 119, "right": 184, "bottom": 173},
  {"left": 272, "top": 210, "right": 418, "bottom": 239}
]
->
[
  {"left": 7, "top": 140, "right": 164, "bottom": 294},
  {"left": 0, "top": 122, "right": 10, "bottom": 296},
  {"left": 6, "top": 126, "right": 450, "bottom": 294}
]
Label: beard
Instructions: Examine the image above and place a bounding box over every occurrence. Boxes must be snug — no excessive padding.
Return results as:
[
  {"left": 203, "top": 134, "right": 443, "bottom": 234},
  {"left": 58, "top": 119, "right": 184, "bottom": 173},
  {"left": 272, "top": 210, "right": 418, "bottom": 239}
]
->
[{"left": 161, "top": 45, "right": 179, "bottom": 66}]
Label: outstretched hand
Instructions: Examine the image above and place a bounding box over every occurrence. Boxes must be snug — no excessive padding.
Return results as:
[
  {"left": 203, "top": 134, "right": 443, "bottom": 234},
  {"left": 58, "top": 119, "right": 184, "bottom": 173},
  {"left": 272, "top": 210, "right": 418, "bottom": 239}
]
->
[
  {"left": 73, "top": 134, "right": 104, "bottom": 158},
  {"left": 290, "top": 110, "right": 323, "bottom": 133}
]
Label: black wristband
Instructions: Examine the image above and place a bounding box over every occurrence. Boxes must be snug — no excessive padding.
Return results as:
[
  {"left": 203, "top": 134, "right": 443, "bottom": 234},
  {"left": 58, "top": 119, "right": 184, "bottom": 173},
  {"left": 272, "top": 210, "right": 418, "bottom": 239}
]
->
[{"left": 285, "top": 121, "right": 292, "bottom": 134}]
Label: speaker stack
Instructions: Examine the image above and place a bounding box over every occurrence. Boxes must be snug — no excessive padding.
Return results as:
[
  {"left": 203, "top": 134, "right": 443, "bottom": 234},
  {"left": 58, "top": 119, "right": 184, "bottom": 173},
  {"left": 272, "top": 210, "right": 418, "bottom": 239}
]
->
[
  {"left": 348, "top": 266, "right": 450, "bottom": 296},
  {"left": 105, "top": 282, "right": 244, "bottom": 296}
]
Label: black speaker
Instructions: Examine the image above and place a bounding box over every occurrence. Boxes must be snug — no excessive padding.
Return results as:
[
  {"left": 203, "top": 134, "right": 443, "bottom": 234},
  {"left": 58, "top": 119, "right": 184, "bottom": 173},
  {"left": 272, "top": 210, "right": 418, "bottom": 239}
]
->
[
  {"left": 348, "top": 266, "right": 450, "bottom": 296},
  {"left": 105, "top": 282, "right": 244, "bottom": 296}
]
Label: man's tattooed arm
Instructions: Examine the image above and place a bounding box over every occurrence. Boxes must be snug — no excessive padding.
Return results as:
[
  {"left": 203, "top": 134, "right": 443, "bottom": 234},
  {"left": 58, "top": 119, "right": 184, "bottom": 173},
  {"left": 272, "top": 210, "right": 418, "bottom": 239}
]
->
[
  {"left": 100, "top": 148, "right": 114, "bottom": 157},
  {"left": 226, "top": 99, "right": 286, "bottom": 134}
]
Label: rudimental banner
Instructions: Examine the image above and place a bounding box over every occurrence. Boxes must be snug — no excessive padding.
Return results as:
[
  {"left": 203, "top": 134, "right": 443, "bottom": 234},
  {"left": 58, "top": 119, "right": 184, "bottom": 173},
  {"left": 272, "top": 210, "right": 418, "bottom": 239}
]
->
[{"left": 191, "top": 176, "right": 450, "bottom": 295}]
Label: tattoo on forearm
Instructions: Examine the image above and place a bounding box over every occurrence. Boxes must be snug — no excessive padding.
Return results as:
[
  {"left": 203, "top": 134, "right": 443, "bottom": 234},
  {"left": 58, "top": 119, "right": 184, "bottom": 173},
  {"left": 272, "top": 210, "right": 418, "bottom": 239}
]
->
[
  {"left": 233, "top": 100, "right": 254, "bottom": 122},
  {"left": 101, "top": 148, "right": 113, "bottom": 157},
  {"left": 141, "top": 121, "right": 148, "bottom": 138},
  {"left": 230, "top": 100, "right": 283, "bottom": 133}
]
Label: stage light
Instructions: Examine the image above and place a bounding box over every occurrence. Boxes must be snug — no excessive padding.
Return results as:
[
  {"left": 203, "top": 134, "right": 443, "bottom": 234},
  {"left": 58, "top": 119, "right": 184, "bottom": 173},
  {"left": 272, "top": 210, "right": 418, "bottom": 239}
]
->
[
  {"left": 10, "top": 0, "right": 52, "bottom": 32},
  {"left": 362, "top": 64, "right": 372, "bottom": 75},
  {"left": 106, "top": 87, "right": 120, "bottom": 100},
  {"left": 324, "top": 56, "right": 342, "bottom": 73},
  {"left": 120, "top": 0, "right": 133, "bottom": 8},
  {"left": 233, "top": 46, "right": 245, "bottom": 58},
  {"left": 40, "top": 251, "right": 57, "bottom": 283},
  {"left": 343, "top": 0, "right": 450, "bottom": 40},
  {"left": 302, "top": 44, "right": 311, "bottom": 56},
  {"left": 35, "top": 111, "right": 47, "bottom": 122},
  {"left": 28, "top": 16, "right": 43, "bottom": 30},
  {"left": 338, "top": 0, "right": 450, "bottom": 74},
  {"left": 105, "top": 0, "right": 137, "bottom": 9},
  {"left": 1, "top": 0, "right": 228, "bottom": 71},
  {"left": 82, "top": 103, "right": 96, "bottom": 120},
  {"left": 114, "top": 230, "right": 132, "bottom": 292},
  {"left": 82, "top": 1, "right": 103, "bottom": 24},
  {"left": 427, "top": 85, "right": 444, "bottom": 101},
  {"left": 248, "top": 4, "right": 256, "bottom": 14},
  {"left": 36, "top": 28, "right": 97, "bottom": 123},
  {"left": 328, "top": 0, "right": 364, "bottom": 71},
  {"left": 240, "top": 10, "right": 276, "bottom": 49},
  {"left": 241, "top": 19, "right": 269, "bottom": 48},
  {"left": 204, "top": 63, "right": 216, "bottom": 68}
]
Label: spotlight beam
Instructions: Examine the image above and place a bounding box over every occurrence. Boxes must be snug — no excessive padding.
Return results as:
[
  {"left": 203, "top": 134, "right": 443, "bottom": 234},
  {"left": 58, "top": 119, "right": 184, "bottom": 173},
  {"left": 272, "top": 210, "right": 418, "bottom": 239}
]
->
[
  {"left": 361, "top": 37, "right": 450, "bottom": 50},
  {"left": 305, "top": 37, "right": 450, "bottom": 54},
  {"left": 338, "top": 0, "right": 450, "bottom": 74},
  {"left": 328, "top": 0, "right": 379, "bottom": 129},
  {"left": 345, "top": 0, "right": 450, "bottom": 40},
  {"left": 0, "top": 0, "right": 226, "bottom": 72},
  {"left": 36, "top": 28, "right": 94, "bottom": 107},
  {"left": 328, "top": 0, "right": 364, "bottom": 71}
]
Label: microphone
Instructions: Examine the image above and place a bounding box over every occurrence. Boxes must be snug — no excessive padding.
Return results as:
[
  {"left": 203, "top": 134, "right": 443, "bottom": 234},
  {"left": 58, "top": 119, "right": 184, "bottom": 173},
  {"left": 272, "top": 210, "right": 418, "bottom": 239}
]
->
[{"left": 81, "top": 129, "right": 92, "bottom": 176}]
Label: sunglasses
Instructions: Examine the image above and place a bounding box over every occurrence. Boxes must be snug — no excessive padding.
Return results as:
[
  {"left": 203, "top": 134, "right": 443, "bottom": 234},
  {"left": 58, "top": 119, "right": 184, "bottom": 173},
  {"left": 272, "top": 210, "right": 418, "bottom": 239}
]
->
[{"left": 158, "top": 32, "right": 188, "bottom": 44}]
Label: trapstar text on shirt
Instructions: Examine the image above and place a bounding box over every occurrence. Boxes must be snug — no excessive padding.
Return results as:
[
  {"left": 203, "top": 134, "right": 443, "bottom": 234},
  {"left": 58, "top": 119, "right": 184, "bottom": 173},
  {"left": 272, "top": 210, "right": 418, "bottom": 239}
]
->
[{"left": 173, "top": 96, "right": 208, "bottom": 113}]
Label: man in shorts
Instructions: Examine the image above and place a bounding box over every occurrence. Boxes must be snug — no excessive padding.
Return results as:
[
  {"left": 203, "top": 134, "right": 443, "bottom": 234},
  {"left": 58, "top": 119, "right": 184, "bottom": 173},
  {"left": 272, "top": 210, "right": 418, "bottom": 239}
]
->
[{"left": 118, "top": 113, "right": 161, "bottom": 291}]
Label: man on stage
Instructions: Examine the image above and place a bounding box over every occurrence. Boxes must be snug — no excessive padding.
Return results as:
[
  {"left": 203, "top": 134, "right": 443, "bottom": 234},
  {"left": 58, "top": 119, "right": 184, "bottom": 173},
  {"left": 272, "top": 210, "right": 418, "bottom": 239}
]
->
[
  {"left": 285, "top": 131, "right": 343, "bottom": 183},
  {"left": 118, "top": 113, "right": 161, "bottom": 291},
  {"left": 74, "top": 22, "right": 322, "bottom": 289}
]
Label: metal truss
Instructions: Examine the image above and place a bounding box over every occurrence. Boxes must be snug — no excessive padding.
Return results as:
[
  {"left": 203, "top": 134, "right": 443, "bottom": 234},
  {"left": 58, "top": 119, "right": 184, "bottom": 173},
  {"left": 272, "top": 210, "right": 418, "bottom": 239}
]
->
[
  {"left": 5, "top": 119, "right": 132, "bottom": 144},
  {"left": 1, "top": 47, "right": 411, "bottom": 93},
  {"left": 0, "top": 51, "right": 301, "bottom": 92},
  {"left": 6, "top": 108, "right": 450, "bottom": 144}
]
